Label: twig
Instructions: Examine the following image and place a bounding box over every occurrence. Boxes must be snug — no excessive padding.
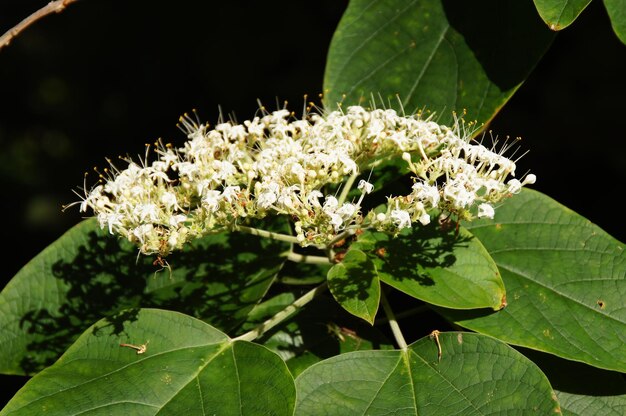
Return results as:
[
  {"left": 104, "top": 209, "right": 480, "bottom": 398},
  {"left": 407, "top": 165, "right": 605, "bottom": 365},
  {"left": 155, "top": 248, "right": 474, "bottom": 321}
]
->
[
  {"left": 286, "top": 251, "right": 331, "bottom": 265},
  {"left": 380, "top": 291, "right": 408, "bottom": 350},
  {"left": 234, "top": 282, "right": 327, "bottom": 342},
  {"left": 0, "top": 0, "right": 79, "bottom": 51}
]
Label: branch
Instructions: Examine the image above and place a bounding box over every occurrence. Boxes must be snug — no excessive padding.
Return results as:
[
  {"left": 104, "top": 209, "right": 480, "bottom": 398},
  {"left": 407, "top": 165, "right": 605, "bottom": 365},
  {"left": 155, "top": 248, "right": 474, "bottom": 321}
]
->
[
  {"left": 234, "top": 282, "right": 328, "bottom": 342},
  {"left": 0, "top": 0, "right": 79, "bottom": 51}
]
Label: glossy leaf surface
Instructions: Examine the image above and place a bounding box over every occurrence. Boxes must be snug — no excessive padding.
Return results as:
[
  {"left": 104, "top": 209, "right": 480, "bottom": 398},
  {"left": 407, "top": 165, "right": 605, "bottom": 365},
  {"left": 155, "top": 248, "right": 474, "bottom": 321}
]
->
[
  {"left": 350, "top": 224, "right": 505, "bottom": 310},
  {"left": 1, "top": 309, "right": 295, "bottom": 415},
  {"left": 533, "top": 0, "right": 592, "bottom": 30},
  {"left": 295, "top": 331, "right": 560, "bottom": 415},
  {"left": 439, "top": 189, "right": 626, "bottom": 372},
  {"left": 324, "top": 0, "right": 554, "bottom": 126},
  {"left": 604, "top": 0, "right": 626, "bottom": 45}
]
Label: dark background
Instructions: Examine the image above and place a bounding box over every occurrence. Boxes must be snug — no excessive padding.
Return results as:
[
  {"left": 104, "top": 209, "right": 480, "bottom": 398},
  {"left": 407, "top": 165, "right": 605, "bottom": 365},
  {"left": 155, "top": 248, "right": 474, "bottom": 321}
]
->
[{"left": 1, "top": 0, "right": 625, "bottom": 406}]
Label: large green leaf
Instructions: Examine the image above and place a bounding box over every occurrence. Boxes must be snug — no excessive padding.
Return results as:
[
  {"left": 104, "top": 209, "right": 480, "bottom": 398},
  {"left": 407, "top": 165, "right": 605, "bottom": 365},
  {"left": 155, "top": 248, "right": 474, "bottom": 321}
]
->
[
  {"left": 533, "top": 0, "right": 592, "bottom": 30},
  {"left": 323, "top": 0, "right": 555, "bottom": 126},
  {"left": 295, "top": 331, "right": 560, "bottom": 415},
  {"left": 519, "top": 348, "right": 626, "bottom": 416},
  {"left": 0, "top": 218, "right": 289, "bottom": 375},
  {"left": 327, "top": 249, "right": 381, "bottom": 324},
  {"left": 350, "top": 224, "right": 506, "bottom": 310},
  {"left": 0, "top": 309, "right": 295, "bottom": 415},
  {"left": 439, "top": 189, "right": 626, "bottom": 372},
  {"left": 604, "top": 0, "right": 626, "bottom": 45}
]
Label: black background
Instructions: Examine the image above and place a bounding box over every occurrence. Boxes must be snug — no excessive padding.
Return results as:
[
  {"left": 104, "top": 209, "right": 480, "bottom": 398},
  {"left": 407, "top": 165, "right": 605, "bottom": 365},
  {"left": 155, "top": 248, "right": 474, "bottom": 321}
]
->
[{"left": 1, "top": 0, "right": 625, "bottom": 406}]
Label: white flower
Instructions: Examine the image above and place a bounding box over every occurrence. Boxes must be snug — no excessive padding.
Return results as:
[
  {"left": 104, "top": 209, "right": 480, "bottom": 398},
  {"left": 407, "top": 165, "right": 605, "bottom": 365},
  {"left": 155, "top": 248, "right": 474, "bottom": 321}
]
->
[
  {"left": 221, "top": 186, "right": 240, "bottom": 203},
  {"left": 412, "top": 182, "right": 440, "bottom": 207},
  {"left": 307, "top": 190, "right": 323, "bottom": 207},
  {"left": 202, "top": 190, "right": 221, "bottom": 212},
  {"left": 477, "top": 203, "right": 495, "bottom": 219},
  {"left": 169, "top": 214, "right": 188, "bottom": 227},
  {"left": 160, "top": 191, "right": 179, "bottom": 211},
  {"left": 323, "top": 196, "right": 339, "bottom": 213},
  {"left": 357, "top": 180, "right": 374, "bottom": 194},
  {"left": 418, "top": 213, "right": 431, "bottom": 225},
  {"left": 390, "top": 208, "right": 411, "bottom": 230},
  {"left": 71, "top": 103, "right": 535, "bottom": 256},
  {"left": 337, "top": 203, "right": 357, "bottom": 219},
  {"left": 507, "top": 179, "right": 522, "bottom": 194}
]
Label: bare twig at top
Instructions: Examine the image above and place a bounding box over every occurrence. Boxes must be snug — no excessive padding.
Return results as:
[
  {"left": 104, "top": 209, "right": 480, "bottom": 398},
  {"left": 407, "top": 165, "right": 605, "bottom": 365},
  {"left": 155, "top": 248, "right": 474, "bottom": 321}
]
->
[{"left": 0, "top": 0, "right": 79, "bottom": 51}]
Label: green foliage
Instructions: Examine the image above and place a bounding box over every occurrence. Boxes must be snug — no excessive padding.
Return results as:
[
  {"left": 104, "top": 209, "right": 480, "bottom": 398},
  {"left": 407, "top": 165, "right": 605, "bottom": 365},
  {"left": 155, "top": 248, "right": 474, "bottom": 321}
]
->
[
  {"left": 0, "top": 309, "right": 296, "bottom": 416},
  {"left": 604, "top": 0, "right": 626, "bottom": 44},
  {"left": 0, "top": 218, "right": 289, "bottom": 375},
  {"left": 439, "top": 189, "right": 626, "bottom": 372},
  {"left": 349, "top": 225, "right": 505, "bottom": 310},
  {"left": 533, "top": 0, "right": 593, "bottom": 30},
  {"left": 323, "top": 0, "right": 555, "bottom": 125},
  {"left": 2, "top": 0, "right": 625, "bottom": 414},
  {"left": 295, "top": 332, "right": 560, "bottom": 415}
]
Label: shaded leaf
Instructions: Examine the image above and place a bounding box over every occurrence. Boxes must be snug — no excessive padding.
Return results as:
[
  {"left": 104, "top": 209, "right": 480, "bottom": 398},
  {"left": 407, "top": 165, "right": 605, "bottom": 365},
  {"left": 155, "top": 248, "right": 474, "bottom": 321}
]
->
[
  {"left": 323, "top": 0, "right": 555, "bottom": 126},
  {"left": 439, "top": 189, "right": 626, "bottom": 372},
  {"left": 0, "top": 309, "right": 295, "bottom": 416},
  {"left": 604, "top": 0, "right": 626, "bottom": 45},
  {"left": 533, "top": 0, "right": 593, "bottom": 30},
  {"left": 327, "top": 249, "right": 380, "bottom": 324},
  {"left": 0, "top": 218, "right": 289, "bottom": 375},
  {"left": 350, "top": 224, "right": 505, "bottom": 310},
  {"left": 295, "top": 331, "right": 560, "bottom": 415}
]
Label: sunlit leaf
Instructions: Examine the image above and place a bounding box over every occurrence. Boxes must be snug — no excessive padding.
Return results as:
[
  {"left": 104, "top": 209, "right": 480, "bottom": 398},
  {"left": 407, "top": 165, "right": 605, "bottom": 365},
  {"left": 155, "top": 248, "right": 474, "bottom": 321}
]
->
[
  {"left": 295, "top": 331, "right": 560, "bottom": 415},
  {"left": 439, "top": 189, "right": 626, "bottom": 372},
  {"left": 324, "top": 0, "right": 554, "bottom": 126},
  {"left": 604, "top": 0, "right": 626, "bottom": 45},
  {"left": 350, "top": 224, "right": 505, "bottom": 310},
  {"left": 533, "top": 0, "right": 592, "bottom": 30},
  {"left": 0, "top": 309, "right": 295, "bottom": 415}
]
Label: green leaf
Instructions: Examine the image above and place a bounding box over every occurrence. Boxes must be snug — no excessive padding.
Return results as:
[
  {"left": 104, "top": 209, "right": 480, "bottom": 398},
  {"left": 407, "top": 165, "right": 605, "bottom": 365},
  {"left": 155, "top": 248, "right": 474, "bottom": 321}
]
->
[
  {"left": 0, "top": 309, "right": 295, "bottom": 415},
  {"left": 0, "top": 218, "right": 289, "bottom": 375},
  {"left": 323, "top": 0, "right": 555, "bottom": 126},
  {"left": 350, "top": 224, "right": 506, "bottom": 310},
  {"left": 604, "top": 0, "right": 626, "bottom": 45},
  {"left": 533, "top": 0, "right": 592, "bottom": 30},
  {"left": 327, "top": 250, "right": 381, "bottom": 324},
  {"left": 519, "top": 348, "right": 626, "bottom": 416},
  {"left": 295, "top": 331, "right": 560, "bottom": 415},
  {"left": 438, "top": 189, "right": 626, "bottom": 372}
]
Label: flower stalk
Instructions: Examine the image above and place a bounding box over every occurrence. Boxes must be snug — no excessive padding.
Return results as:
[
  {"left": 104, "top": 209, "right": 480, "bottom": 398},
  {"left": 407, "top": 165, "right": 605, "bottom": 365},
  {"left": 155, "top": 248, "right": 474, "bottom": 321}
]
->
[{"left": 234, "top": 282, "right": 328, "bottom": 342}]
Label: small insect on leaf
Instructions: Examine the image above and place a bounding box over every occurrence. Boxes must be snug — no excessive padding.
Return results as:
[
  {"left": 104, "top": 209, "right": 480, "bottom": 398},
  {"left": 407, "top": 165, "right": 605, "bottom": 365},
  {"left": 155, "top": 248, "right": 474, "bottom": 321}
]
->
[
  {"left": 120, "top": 340, "right": 149, "bottom": 354},
  {"left": 429, "top": 330, "right": 442, "bottom": 362}
]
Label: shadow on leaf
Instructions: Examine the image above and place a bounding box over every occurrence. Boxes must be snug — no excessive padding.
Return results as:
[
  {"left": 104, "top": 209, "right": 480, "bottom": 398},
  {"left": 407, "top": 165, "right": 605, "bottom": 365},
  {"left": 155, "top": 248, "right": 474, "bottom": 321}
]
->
[
  {"left": 17, "top": 223, "right": 287, "bottom": 374},
  {"left": 359, "top": 221, "right": 472, "bottom": 287}
]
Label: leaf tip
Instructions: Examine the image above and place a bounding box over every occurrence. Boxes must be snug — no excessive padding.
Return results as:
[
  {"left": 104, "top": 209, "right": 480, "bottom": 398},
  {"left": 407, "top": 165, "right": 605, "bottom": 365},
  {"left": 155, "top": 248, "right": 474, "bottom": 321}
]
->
[{"left": 497, "top": 293, "right": 507, "bottom": 310}]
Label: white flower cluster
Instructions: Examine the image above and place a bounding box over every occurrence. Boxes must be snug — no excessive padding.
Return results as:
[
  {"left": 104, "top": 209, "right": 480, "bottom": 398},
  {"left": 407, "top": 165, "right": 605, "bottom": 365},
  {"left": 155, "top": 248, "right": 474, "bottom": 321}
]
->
[{"left": 70, "top": 105, "right": 535, "bottom": 256}]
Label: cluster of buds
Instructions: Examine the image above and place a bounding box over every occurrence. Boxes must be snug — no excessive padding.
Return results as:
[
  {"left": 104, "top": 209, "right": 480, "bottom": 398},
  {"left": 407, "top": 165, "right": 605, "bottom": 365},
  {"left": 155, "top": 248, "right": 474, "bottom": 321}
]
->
[{"left": 68, "top": 104, "right": 535, "bottom": 256}]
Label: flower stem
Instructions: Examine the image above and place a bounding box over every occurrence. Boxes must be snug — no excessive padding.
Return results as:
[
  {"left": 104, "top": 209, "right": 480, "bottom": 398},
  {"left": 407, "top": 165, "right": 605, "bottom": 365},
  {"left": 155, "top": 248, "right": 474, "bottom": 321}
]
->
[
  {"left": 286, "top": 251, "right": 331, "bottom": 265},
  {"left": 380, "top": 291, "right": 408, "bottom": 350},
  {"left": 234, "top": 225, "right": 299, "bottom": 244},
  {"left": 234, "top": 282, "right": 328, "bottom": 342},
  {"left": 337, "top": 172, "right": 359, "bottom": 205},
  {"left": 277, "top": 275, "right": 326, "bottom": 285}
]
